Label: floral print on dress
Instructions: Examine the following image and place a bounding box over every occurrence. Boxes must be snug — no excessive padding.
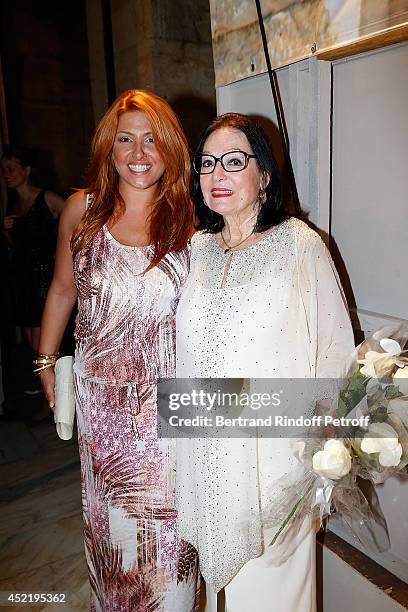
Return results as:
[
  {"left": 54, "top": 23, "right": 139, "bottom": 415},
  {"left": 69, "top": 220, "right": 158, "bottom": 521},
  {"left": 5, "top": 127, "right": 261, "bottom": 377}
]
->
[{"left": 73, "top": 224, "right": 199, "bottom": 611}]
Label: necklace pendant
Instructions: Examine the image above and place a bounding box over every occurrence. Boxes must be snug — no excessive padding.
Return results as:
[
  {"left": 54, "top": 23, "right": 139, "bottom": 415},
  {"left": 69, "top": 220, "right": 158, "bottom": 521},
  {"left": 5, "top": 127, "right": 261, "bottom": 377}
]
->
[{"left": 220, "top": 228, "right": 254, "bottom": 253}]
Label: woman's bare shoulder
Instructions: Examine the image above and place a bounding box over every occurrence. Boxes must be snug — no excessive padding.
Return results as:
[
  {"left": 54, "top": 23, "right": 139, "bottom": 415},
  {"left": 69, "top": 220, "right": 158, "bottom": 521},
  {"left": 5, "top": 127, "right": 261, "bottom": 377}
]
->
[
  {"left": 63, "top": 189, "right": 87, "bottom": 223},
  {"left": 61, "top": 190, "right": 87, "bottom": 228}
]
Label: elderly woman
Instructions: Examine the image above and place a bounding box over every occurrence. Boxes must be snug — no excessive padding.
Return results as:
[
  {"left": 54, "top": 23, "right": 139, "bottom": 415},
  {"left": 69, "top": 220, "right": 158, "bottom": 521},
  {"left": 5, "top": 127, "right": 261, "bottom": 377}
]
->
[{"left": 175, "top": 113, "right": 354, "bottom": 611}]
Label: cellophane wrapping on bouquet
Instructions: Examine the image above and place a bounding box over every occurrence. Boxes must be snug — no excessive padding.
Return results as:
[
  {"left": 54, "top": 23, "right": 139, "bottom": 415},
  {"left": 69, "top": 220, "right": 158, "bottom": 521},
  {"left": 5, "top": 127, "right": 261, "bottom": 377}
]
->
[{"left": 247, "top": 323, "right": 408, "bottom": 553}]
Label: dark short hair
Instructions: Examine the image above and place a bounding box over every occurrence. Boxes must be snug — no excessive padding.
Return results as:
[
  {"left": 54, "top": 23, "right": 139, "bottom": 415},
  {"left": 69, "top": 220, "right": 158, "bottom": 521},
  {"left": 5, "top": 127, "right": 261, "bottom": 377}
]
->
[
  {"left": 2, "top": 145, "right": 35, "bottom": 168},
  {"left": 192, "top": 113, "right": 289, "bottom": 233},
  {"left": 1, "top": 146, "right": 40, "bottom": 186}
]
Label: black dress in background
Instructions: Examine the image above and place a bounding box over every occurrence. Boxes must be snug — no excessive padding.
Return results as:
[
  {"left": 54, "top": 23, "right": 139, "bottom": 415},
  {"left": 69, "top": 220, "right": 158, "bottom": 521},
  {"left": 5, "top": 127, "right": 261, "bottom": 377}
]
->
[{"left": 10, "top": 190, "right": 57, "bottom": 327}]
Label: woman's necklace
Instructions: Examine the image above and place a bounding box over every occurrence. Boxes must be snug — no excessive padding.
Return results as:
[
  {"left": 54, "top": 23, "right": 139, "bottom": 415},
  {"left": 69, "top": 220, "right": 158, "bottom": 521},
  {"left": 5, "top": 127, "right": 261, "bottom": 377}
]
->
[{"left": 220, "top": 228, "right": 254, "bottom": 254}]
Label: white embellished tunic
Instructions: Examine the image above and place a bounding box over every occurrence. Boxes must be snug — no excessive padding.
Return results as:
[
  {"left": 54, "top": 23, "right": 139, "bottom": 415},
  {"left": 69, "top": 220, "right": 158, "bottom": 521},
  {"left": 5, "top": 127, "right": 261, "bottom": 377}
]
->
[{"left": 175, "top": 218, "right": 354, "bottom": 611}]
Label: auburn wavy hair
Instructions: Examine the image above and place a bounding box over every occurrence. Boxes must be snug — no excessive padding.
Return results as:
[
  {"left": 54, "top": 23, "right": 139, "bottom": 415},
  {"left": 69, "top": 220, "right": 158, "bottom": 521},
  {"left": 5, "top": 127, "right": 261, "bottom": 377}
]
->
[{"left": 71, "top": 90, "right": 193, "bottom": 269}]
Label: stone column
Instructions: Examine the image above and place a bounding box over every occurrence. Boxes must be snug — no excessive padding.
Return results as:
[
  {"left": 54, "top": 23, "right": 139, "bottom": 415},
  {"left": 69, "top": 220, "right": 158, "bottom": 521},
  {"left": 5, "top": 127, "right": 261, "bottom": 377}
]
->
[
  {"left": 106, "top": 0, "right": 216, "bottom": 148},
  {"left": 85, "top": 0, "right": 109, "bottom": 125}
]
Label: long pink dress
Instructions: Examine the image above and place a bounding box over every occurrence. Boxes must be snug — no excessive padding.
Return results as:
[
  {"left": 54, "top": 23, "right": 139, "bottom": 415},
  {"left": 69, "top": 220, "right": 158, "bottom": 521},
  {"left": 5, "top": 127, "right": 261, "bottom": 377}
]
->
[{"left": 73, "top": 221, "right": 199, "bottom": 611}]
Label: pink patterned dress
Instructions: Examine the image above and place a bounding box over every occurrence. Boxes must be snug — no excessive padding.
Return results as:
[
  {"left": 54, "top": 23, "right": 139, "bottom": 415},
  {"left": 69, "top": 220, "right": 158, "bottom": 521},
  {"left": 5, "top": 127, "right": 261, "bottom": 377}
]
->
[{"left": 72, "top": 222, "right": 199, "bottom": 611}]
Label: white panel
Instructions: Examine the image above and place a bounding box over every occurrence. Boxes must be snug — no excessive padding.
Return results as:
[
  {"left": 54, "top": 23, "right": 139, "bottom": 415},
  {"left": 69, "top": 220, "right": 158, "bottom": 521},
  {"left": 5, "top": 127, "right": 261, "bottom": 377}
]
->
[
  {"left": 216, "top": 59, "right": 332, "bottom": 229},
  {"left": 331, "top": 43, "right": 408, "bottom": 322},
  {"left": 216, "top": 71, "right": 285, "bottom": 123},
  {"left": 330, "top": 41, "right": 408, "bottom": 582}
]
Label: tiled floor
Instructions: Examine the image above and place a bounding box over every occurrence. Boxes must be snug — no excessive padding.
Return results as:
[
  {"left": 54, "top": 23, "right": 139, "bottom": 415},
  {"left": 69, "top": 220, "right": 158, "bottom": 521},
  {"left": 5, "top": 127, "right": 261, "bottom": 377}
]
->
[{"left": 0, "top": 419, "right": 89, "bottom": 611}]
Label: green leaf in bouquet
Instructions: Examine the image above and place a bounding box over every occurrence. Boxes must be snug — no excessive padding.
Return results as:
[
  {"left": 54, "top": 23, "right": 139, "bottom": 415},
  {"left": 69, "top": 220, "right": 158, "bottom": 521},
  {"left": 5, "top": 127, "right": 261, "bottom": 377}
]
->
[
  {"left": 338, "top": 371, "right": 368, "bottom": 415},
  {"left": 399, "top": 455, "right": 408, "bottom": 471},
  {"left": 269, "top": 481, "right": 314, "bottom": 546},
  {"left": 368, "top": 404, "right": 388, "bottom": 422},
  {"left": 337, "top": 396, "right": 349, "bottom": 418},
  {"left": 351, "top": 438, "right": 377, "bottom": 467},
  {"left": 384, "top": 384, "right": 403, "bottom": 400},
  {"left": 350, "top": 437, "right": 363, "bottom": 454}
]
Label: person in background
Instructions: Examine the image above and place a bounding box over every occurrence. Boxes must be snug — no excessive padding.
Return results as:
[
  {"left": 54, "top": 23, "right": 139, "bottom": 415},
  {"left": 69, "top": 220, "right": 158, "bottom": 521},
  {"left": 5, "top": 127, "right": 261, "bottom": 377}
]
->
[
  {"left": 37, "top": 90, "right": 199, "bottom": 610},
  {"left": 1, "top": 146, "right": 64, "bottom": 396}
]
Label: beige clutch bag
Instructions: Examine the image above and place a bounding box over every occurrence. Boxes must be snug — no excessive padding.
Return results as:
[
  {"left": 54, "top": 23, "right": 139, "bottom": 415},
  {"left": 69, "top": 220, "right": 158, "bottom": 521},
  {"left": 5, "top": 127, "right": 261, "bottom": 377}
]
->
[{"left": 54, "top": 356, "right": 75, "bottom": 440}]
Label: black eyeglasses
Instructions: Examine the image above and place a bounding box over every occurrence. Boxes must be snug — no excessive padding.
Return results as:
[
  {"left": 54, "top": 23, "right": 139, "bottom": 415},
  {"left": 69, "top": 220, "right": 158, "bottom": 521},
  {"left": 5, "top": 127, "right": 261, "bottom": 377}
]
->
[{"left": 193, "top": 150, "right": 257, "bottom": 174}]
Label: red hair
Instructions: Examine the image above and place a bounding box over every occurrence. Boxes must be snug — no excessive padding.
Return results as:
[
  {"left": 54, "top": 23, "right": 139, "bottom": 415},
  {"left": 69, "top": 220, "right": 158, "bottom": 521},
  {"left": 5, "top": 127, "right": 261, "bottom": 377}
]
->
[{"left": 71, "top": 90, "right": 193, "bottom": 269}]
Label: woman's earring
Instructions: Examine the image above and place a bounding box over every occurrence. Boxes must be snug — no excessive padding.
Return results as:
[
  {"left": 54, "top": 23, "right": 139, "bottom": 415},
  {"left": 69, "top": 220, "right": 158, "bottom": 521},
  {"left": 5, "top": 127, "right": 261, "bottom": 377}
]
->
[{"left": 258, "top": 187, "right": 267, "bottom": 205}]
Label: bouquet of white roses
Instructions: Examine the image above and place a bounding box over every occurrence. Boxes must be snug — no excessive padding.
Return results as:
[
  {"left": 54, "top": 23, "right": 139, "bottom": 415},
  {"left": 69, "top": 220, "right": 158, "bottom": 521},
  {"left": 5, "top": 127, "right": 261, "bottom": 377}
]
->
[{"left": 258, "top": 324, "right": 408, "bottom": 552}]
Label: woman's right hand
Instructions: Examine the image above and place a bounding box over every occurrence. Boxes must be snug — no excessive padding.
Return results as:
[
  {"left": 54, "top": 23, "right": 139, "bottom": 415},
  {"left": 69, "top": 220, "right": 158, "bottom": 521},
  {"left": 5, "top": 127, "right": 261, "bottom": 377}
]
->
[
  {"left": 39, "top": 368, "right": 56, "bottom": 411},
  {"left": 3, "top": 215, "right": 16, "bottom": 230}
]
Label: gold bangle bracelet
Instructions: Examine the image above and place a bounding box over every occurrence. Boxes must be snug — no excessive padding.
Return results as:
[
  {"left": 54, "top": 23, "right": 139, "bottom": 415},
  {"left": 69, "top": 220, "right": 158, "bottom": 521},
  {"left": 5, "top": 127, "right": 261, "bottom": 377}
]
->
[
  {"left": 33, "top": 358, "right": 57, "bottom": 365},
  {"left": 33, "top": 356, "right": 59, "bottom": 367}
]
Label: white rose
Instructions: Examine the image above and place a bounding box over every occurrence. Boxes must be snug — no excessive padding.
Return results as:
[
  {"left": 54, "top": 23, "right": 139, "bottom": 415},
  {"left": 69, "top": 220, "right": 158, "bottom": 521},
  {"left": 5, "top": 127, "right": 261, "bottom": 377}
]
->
[
  {"left": 312, "top": 439, "right": 352, "bottom": 480},
  {"left": 358, "top": 351, "right": 395, "bottom": 378},
  {"left": 358, "top": 339, "right": 405, "bottom": 378},
  {"left": 361, "top": 422, "right": 403, "bottom": 467}
]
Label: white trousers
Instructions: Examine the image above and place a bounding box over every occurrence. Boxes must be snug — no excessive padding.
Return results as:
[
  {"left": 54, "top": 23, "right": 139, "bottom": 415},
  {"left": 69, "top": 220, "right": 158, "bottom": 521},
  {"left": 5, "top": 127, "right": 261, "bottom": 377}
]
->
[{"left": 204, "top": 529, "right": 316, "bottom": 612}]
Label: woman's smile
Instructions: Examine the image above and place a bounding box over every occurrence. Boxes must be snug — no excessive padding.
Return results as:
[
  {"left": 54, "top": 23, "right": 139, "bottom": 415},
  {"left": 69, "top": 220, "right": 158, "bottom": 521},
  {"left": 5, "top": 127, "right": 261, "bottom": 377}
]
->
[
  {"left": 210, "top": 188, "right": 233, "bottom": 198},
  {"left": 127, "top": 163, "right": 152, "bottom": 174}
]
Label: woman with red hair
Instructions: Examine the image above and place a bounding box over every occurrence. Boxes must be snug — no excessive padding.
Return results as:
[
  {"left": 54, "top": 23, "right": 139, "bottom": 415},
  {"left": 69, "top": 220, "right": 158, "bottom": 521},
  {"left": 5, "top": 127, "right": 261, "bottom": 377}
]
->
[{"left": 37, "top": 90, "right": 199, "bottom": 610}]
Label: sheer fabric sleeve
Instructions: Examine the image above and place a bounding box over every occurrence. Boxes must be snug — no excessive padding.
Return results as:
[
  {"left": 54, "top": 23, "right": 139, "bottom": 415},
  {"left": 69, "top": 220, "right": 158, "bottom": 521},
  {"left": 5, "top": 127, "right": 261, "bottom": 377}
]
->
[{"left": 299, "top": 234, "right": 355, "bottom": 379}]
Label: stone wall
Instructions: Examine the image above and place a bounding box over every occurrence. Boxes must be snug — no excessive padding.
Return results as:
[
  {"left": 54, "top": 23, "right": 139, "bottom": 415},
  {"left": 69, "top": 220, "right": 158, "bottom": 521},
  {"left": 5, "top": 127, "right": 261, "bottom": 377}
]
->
[
  {"left": 0, "top": 0, "right": 216, "bottom": 197},
  {"left": 88, "top": 0, "right": 216, "bottom": 150},
  {"left": 151, "top": 0, "right": 216, "bottom": 148},
  {"left": 210, "top": 0, "right": 408, "bottom": 87}
]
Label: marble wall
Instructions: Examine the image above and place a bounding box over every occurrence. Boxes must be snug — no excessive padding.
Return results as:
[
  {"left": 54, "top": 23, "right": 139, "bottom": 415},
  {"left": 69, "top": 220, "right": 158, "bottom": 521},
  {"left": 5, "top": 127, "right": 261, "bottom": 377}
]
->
[{"left": 210, "top": 0, "right": 408, "bottom": 86}]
